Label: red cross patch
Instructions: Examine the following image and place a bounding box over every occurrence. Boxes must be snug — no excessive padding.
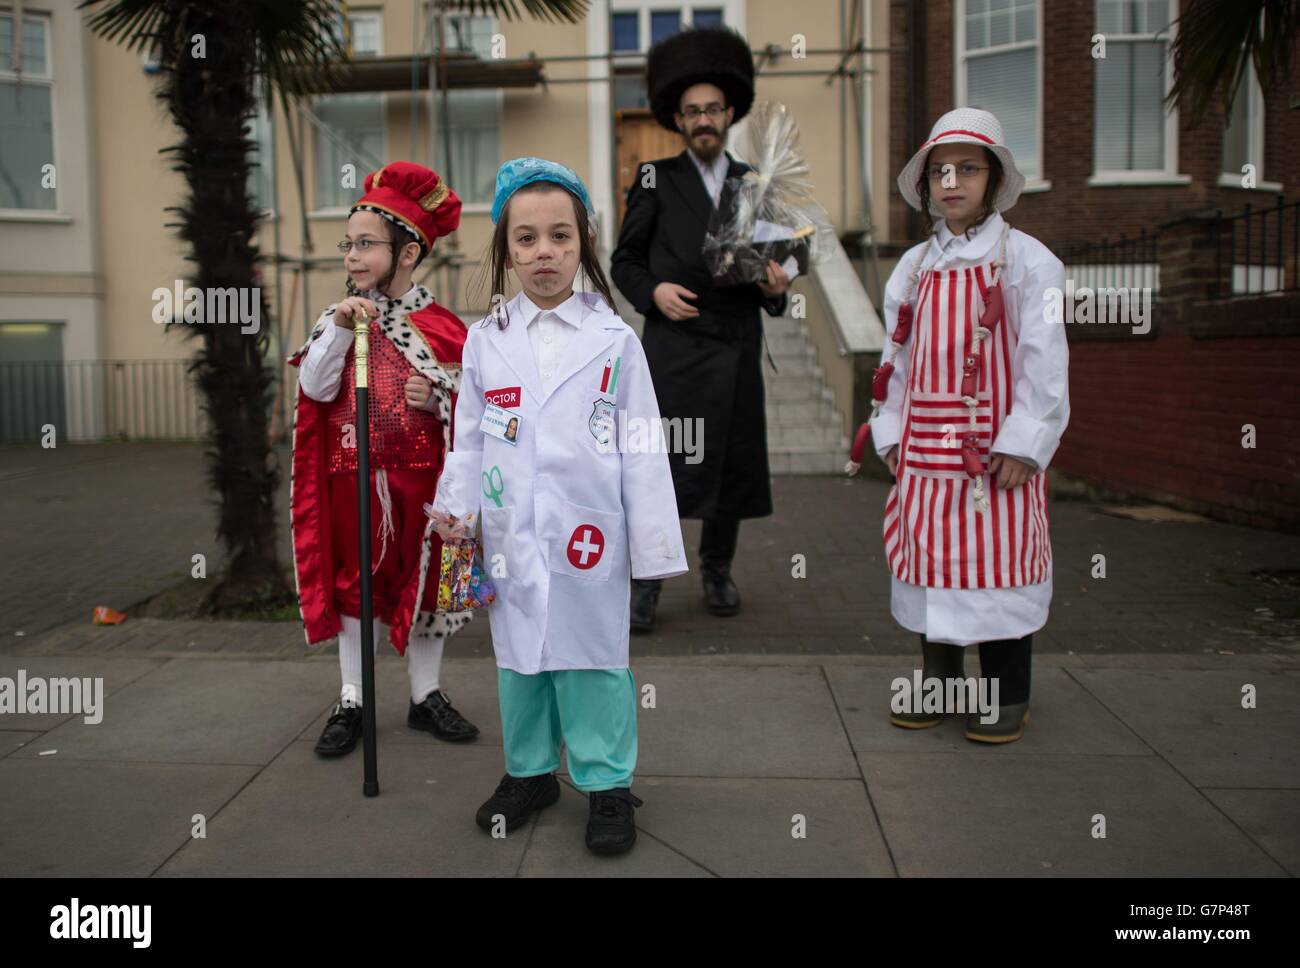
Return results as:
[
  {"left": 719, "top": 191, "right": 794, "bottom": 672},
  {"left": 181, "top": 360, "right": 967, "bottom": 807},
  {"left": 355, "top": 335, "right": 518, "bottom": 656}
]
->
[{"left": 566, "top": 525, "right": 605, "bottom": 570}]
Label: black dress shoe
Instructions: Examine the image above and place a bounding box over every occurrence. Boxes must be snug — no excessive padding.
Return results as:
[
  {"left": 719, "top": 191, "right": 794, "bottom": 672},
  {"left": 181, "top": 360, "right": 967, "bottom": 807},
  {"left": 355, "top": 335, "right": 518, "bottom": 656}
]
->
[
  {"left": 702, "top": 566, "right": 740, "bottom": 617},
  {"left": 475, "top": 773, "right": 561, "bottom": 833},
  {"left": 586, "top": 787, "right": 644, "bottom": 855},
  {"left": 630, "top": 579, "right": 662, "bottom": 634},
  {"left": 314, "top": 702, "right": 363, "bottom": 757},
  {"left": 407, "top": 690, "right": 480, "bottom": 742}
]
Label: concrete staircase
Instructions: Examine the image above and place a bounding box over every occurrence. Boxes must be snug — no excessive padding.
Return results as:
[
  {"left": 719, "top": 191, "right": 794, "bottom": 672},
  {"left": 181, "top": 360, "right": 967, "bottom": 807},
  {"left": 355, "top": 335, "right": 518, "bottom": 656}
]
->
[
  {"left": 762, "top": 313, "right": 851, "bottom": 474},
  {"left": 607, "top": 284, "right": 853, "bottom": 476}
]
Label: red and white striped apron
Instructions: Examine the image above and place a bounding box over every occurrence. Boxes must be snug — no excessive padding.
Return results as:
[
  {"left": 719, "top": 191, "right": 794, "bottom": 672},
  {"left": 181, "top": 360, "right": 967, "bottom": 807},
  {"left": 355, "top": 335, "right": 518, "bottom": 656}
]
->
[{"left": 882, "top": 261, "right": 1050, "bottom": 588}]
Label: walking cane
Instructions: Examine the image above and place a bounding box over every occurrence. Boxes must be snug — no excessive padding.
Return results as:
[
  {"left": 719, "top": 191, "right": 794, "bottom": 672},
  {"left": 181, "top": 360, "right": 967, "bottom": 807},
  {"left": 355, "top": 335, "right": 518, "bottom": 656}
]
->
[{"left": 354, "top": 305, "right": 380, "bottom": 797}]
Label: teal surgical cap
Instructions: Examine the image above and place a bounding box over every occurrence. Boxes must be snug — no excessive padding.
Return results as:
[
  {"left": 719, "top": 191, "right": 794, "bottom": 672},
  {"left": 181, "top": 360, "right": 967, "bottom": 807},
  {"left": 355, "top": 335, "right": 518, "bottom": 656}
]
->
[{"left": 491, "top": 156, "right": 593, "bottom": 225}]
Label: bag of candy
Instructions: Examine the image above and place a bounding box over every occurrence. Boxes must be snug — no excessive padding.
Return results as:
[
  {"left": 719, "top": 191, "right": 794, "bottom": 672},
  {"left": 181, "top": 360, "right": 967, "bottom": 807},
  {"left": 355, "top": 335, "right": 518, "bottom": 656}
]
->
[
  {"left": 436, "top": 537, "right": 496, "bottom": 613},
  {"left": 423, "top": 502, "right": 495, "bottom": 613}
]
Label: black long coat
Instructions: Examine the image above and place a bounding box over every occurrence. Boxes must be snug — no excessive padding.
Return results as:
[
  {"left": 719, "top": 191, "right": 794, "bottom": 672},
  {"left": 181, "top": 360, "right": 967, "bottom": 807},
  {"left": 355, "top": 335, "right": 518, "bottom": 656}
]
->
[{"left": 610, "top": 150, "right": 787, "bottom": 520}]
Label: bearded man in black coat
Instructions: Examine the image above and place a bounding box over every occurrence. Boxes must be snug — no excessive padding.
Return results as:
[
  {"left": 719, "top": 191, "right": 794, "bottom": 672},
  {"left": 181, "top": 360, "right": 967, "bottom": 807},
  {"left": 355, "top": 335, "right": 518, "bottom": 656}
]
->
[{"left": 611, "top": 27, "right": 791, "bottom": 632}]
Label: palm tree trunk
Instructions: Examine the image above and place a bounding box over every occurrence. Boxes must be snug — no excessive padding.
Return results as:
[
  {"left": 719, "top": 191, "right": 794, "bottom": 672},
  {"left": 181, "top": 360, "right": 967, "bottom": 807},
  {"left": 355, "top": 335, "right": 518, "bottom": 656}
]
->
[{"left": 159, "top": 0, "right": 291, "bottom": 613}]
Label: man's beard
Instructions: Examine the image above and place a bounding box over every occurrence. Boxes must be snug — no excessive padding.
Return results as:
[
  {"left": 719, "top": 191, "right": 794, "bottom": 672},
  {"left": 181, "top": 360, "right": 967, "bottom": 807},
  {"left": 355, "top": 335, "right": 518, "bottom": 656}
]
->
[{"left": 687, "top": 125, "right": 725, "bottom": 162}]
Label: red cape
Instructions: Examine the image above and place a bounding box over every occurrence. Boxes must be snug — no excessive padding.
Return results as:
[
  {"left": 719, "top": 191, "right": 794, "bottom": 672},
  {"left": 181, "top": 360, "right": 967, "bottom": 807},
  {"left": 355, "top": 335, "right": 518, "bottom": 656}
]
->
[{"left": 287, "top": 289, "right": 469, "bottom": 655}]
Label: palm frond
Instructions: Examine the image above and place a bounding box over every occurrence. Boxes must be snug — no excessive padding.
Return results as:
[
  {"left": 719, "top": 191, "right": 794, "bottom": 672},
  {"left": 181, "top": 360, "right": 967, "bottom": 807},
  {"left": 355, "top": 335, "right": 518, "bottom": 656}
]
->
[
  {"left": 439, "top": 0, "right": 589, "bottom": 25},
  {"left": 1167, "top": 0, "right": 1300, "bottom": 124},
  {"left": 248, "top": 0, "right": 350, "bottom": 97},
  {"left": 78, "top": 0, "right": 165, "bottom": 51}
]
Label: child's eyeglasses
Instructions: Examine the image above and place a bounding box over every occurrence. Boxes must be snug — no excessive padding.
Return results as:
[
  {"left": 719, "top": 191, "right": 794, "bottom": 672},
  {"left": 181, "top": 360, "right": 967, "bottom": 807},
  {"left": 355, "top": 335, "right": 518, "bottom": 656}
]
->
[
  {"left": 926, "top": 164, "right": 990, "bottom": 181},
  {"left": 337, "top": 238, "right": 396, "bottom": 254}
]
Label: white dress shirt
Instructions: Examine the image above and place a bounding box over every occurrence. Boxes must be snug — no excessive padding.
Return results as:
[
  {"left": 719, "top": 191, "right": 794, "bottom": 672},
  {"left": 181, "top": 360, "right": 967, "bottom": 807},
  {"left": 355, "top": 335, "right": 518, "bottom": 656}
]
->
[
  {"left": 688, "top": 149, "right": 731, "bottom": 207},
  {"left": 297, "top": 319, "right": 354, "bottom": 403},
  {"left": 517, "top": 288, "right": 587, "bottom": 390},
  {"left": 870, "top": 212, "right": 1070, "bottom": 646}
]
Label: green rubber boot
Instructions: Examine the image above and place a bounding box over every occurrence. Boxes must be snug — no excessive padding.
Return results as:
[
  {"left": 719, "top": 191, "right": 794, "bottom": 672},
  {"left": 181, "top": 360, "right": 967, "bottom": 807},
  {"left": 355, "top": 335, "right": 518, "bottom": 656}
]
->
[
  {"left": 964, "top": 701, "right": 1030, "bottom": 743},
  {"left": 890, "top": 638, "right": 967, "bottom": 729}
]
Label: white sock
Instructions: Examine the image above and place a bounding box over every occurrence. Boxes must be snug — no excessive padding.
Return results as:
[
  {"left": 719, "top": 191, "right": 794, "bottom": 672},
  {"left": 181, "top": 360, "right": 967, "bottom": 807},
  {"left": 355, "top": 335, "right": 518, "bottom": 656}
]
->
[
  {"left": 338, "top": 615, "right": 386, "bottom": 707},
  {"left": 406, "top": 630, "right": 445, "bottom": 703}
]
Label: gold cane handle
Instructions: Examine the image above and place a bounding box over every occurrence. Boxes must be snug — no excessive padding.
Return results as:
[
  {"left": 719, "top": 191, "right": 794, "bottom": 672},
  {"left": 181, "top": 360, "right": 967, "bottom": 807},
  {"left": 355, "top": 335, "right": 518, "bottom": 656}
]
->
[{"left": 354, "top": 306, "right": 369, "bottom": 388}]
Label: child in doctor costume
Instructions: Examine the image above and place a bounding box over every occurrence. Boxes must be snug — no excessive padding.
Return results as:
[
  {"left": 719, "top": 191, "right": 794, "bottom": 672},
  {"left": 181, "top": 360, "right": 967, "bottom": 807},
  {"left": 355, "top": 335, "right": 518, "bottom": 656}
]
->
[{"left": 430, "top": 158, "right": 687, "bottom": 855}]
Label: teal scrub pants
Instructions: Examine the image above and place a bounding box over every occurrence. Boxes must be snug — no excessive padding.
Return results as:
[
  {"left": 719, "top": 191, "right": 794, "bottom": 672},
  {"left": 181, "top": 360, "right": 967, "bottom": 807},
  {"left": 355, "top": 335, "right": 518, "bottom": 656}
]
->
[{"left": 497, "top": 668, "right": 637, "bottom": 793}]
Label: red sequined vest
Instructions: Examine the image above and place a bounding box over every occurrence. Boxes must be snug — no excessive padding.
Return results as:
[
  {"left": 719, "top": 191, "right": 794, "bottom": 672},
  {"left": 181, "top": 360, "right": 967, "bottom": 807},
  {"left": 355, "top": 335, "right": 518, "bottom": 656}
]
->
[{"left": 326, "top": 321, "right": 443, "bottom": 473}]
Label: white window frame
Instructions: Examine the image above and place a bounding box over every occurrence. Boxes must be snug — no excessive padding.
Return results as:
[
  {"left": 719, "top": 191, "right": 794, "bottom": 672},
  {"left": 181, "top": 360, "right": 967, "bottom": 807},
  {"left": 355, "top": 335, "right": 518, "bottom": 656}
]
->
[
  {"left": 309, "top": 9, "right": 387, "bottom": 218},
  {"left": 1217, "top": 58, "right": 1281, "bottom": 192},
  {"left": 1088, "top": 0, "right": 1189, "bottom": 186},
  {"left": 436, "top": 12, "right": 502, "bottom": 213},
  {"left": 0, "top": 7, "right": 62, "bottom": 220},
  {"left": 954, "top": 0, "right": 1050, "bottom": 193},
  {"left": 610, "top": 0, "right": 741, "bottom": 56}
]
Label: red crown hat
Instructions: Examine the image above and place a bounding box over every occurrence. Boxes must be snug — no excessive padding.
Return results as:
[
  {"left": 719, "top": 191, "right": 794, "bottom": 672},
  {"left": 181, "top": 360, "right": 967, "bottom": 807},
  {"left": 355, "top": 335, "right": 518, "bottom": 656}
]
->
[{"left": 351, "top": 161, "right": 461, "bottom": 251}]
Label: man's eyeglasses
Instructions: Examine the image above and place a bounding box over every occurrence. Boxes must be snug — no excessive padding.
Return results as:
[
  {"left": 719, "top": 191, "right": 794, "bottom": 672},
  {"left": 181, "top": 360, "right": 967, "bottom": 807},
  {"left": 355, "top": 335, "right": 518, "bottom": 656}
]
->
[
  {"left": 336, "top": 238, "right": 396, "bottom": 254},
  {"left": 680, "top": 104, "right": 725, "bottom": 121},
  {"left": 926, "top": 163, "right": 990, "bottom": 181}
]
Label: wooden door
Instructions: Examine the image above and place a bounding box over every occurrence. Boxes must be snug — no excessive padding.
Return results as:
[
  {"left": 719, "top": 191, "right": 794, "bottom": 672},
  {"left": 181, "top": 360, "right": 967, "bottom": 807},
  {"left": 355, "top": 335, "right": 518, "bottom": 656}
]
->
[{"left": 614, "top": 108, "right": 683, "bottom": 229}]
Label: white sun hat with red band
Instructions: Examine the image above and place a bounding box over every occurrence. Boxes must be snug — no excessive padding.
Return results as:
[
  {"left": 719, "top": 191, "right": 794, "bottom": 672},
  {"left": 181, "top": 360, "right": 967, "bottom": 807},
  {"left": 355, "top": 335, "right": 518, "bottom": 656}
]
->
[{"left": 898, "top": 107, "right": 1026, "bottom": 214}]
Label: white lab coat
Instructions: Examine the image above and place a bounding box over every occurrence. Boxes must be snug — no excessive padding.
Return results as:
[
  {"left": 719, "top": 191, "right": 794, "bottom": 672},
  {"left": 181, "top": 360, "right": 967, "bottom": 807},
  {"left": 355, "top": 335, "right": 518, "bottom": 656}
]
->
[
  {"left": 433, "top": 290, "right": 688, "bottom": 673},
  {"left": 871, "top": 213, "right": 1070, "bottom": 645}
]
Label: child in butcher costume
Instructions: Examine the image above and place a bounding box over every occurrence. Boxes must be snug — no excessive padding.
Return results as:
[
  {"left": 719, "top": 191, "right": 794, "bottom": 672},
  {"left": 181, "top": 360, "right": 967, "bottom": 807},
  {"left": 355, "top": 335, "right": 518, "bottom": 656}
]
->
[
  {"left": 864, "top": 108, "right": 1069, "bottom": 743},
  {"left": 288, "top": 161, "right": 480, "bottom": 757},
  {"left": 429, "top": 158, "right": 687, "bottom": 855}
]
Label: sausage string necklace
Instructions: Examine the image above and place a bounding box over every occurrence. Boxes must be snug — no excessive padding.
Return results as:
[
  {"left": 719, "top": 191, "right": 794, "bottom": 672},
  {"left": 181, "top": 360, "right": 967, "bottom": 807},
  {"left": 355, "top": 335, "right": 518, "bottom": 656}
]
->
[{"left": 846, "top": 221, "right": 1011, "bottom": 515}]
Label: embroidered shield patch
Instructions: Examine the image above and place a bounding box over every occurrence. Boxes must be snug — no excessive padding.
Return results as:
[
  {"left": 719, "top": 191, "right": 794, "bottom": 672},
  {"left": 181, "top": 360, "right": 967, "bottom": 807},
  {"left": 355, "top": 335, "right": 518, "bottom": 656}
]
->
[{"left": 588, "top": 397, "right": 616, "bottom": 448}]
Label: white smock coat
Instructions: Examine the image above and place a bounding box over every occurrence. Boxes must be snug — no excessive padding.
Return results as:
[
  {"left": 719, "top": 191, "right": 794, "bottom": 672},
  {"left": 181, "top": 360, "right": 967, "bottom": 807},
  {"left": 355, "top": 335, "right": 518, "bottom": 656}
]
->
[
  {"left": 871, "top": 213, "right": 1069, "bottom": 646},
  {"left": 433, "top": 290, "right": 688, "bottom": 674}
]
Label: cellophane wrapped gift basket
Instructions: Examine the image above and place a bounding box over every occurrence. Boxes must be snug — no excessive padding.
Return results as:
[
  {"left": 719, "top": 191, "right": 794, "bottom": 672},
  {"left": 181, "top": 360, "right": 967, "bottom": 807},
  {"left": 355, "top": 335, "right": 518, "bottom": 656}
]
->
[{"left": 702, "top": 101, "right": 835, "bottom": 286}]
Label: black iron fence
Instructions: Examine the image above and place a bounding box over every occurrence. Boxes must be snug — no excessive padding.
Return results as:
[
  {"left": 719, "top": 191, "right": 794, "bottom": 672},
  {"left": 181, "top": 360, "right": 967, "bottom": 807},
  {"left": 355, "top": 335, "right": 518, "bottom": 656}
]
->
[
  {"left": 1055, "top": 228, "right": 1161, "bottom": 298},
  {"left": 1211, "top": 195, "right": 1299, "bottom": 299},
  {"left": 0, "top": 359, "right": 211, "bottom": 444}
]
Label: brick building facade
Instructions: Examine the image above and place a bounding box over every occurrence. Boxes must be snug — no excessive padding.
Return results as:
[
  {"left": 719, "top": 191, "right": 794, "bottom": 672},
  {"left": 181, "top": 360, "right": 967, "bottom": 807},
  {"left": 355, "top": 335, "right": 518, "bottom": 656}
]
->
[
  {"left": 884, "top": 0, "right": 1300, "bottom": 531},
  {"left": 888, "top": 0, "right": 1300, "bottom": 247}
]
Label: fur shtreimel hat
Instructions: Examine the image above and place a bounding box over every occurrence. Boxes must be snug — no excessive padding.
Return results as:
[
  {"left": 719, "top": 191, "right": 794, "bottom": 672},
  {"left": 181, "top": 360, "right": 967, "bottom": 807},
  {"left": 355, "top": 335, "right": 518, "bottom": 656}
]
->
[{"left": 646, "top": 26, "right": 755, "bottom": 133}]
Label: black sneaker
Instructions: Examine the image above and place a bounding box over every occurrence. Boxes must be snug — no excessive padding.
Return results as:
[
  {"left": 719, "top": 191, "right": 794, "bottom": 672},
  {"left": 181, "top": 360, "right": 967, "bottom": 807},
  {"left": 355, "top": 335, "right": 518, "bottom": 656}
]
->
[
  {"left": 586, "top": 787, "right": 644, "bottom": 855},
  {"left": 475, "top": 773, "right": 561, "bottom": 833},
  {"left": 314, "top": 702, "right": 363, "bottom": 757},
  {"left": 407, "top": 690, "right": 480, "bottom": 742}
]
